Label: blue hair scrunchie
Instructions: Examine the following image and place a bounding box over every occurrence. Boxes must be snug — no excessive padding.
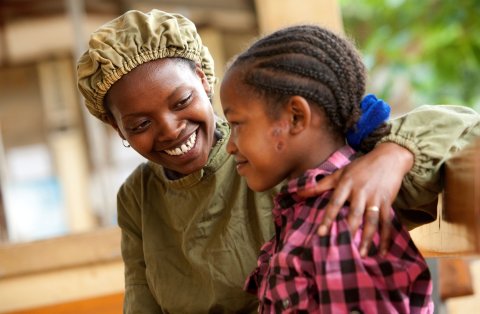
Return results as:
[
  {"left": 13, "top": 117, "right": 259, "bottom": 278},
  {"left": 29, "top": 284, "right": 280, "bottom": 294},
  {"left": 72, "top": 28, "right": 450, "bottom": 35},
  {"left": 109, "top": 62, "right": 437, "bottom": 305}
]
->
[{"left": 346, "top": 94, "right": 391, "bottom": 150}]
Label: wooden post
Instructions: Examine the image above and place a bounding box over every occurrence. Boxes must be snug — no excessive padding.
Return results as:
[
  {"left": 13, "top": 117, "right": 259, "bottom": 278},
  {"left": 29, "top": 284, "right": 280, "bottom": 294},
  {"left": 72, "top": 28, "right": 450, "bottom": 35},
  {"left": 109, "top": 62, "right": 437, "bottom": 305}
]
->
[
  {"left": 410, "top": 137, "right": 480, "bottom": 256},
  {"left": 0, "top": 181, "right": 7, "bottom": 242},
  {"left": 443, "top": 137, "right": 480, "bottom": 252},
  {"left": 254, "top": 0, "right": 344, "bottom": 35},
  {"left": 37, "top": 59, "right": 97, "bottom": 232},
  {"left": 0, "top": 125, "right": 8, "bottom": 242}
]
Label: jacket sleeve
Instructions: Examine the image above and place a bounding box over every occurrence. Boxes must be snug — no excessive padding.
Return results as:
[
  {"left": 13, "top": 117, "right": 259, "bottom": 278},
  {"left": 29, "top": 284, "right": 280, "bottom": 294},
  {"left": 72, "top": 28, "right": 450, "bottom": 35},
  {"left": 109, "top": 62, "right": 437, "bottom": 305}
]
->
[
  {"left": 117, "top": 173, "right": 164, "bottom": 314},
  {"left": 380, "top": 105, "right": 480, "bottom": 229}
]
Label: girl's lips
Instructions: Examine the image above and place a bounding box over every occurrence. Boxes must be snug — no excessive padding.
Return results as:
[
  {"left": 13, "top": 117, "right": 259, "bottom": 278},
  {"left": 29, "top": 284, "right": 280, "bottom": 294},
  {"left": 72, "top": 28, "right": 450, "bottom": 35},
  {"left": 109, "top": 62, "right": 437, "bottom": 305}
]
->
[{"left": 235, "top": 160, "right": 248, "bottom": 174}]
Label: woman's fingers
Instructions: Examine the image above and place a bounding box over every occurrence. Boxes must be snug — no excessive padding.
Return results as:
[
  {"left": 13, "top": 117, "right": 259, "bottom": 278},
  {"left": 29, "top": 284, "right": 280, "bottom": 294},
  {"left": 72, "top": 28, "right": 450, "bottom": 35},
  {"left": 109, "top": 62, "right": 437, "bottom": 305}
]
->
[
  {"left": 317, "top": 172, "right": 352, "bottom": 236},
  {"left": 378, "top": 203, "right": 392, "bottom": 256},
  {"left": 297, "top": 171, "right": 338, "bottom": 198},
  {"left": 347, "top": 193, "right": 367, "bottom": 237},
  {"left": 300, "top": 147, "right": 404, "bottom": 256},
  {"left": 359, "top": 204, "right": 380, "bottom": 257},
  {"left": 358, "top": 199, "right": 392, "bottom": 257}
]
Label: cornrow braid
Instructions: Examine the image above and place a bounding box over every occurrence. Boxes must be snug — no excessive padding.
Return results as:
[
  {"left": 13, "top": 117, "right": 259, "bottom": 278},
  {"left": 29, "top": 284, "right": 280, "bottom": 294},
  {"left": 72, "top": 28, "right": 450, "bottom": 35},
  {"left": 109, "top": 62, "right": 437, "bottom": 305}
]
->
[{"left": 229, "top": 24, "right": 368, "bottom": 135}]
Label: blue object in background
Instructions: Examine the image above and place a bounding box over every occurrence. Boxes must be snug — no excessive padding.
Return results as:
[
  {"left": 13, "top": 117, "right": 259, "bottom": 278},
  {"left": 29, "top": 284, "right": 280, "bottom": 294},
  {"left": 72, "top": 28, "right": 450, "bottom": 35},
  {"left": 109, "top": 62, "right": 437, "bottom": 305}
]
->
[{"left": 4, "top": 176, "right": 68, "bottom": 243}]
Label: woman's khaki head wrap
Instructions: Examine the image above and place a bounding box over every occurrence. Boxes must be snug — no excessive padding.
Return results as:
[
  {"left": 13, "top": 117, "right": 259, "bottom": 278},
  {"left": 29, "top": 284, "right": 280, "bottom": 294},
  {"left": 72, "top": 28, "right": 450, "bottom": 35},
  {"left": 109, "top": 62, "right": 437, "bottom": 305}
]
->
[{"left": 77, "top": 9, "right": 216, "bottom": 123}]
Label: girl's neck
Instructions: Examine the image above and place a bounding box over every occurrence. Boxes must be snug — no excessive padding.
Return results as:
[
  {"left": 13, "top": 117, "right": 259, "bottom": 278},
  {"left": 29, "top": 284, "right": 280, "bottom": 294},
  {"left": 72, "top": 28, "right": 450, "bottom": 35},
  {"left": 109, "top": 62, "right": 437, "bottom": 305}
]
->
[{"left": 289, "top": 135, "right": 345, "bottom": 180}]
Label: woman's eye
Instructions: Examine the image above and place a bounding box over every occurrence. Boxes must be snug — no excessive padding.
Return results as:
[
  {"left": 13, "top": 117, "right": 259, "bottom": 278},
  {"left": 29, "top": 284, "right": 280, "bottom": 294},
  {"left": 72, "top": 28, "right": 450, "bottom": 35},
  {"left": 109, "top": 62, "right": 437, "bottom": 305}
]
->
[
  {"left": 128, "top": 120, "right": 151, "bottom": 133},
  {"left": 176, "top": 94, "right": 193, "bottom": 109}
]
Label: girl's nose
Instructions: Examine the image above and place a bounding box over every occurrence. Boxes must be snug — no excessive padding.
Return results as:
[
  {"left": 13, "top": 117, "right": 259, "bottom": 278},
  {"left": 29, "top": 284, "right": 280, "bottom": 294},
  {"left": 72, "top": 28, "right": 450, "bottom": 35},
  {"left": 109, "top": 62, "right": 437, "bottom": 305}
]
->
[{"left": 226, "top": 136, "right": 237, "bottom": 155}]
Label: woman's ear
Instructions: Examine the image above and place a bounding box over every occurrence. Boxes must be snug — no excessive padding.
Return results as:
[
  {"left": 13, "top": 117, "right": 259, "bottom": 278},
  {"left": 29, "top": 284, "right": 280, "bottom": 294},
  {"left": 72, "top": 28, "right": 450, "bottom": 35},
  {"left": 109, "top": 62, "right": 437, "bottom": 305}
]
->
[
  {"left": 105, "top": 115, "right": 126, "bottom": 140},
  {"left": 195, "top": 63, "right": 211, "bottom": 95},
  {"left": 286, "top": 96, "right": 311, "bottom": 135}
]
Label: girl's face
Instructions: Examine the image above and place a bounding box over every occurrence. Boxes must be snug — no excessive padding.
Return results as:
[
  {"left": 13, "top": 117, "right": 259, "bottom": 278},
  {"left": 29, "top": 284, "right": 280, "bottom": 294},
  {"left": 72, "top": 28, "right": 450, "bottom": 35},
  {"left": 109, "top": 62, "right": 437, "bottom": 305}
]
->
[
  {"left": 106, "top": 58, "right": 216, "bottom": 178},
  {"left": 220, "top": 71, "right": 300, "bottom": 192}
]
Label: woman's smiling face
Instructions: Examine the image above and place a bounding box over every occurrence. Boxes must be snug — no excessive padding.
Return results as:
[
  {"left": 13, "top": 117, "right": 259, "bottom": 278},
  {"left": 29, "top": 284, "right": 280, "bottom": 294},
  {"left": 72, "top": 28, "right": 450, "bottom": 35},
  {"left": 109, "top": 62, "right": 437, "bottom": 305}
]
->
[{"left": 105, "top": 58, "right": 216, "bottom": 178}]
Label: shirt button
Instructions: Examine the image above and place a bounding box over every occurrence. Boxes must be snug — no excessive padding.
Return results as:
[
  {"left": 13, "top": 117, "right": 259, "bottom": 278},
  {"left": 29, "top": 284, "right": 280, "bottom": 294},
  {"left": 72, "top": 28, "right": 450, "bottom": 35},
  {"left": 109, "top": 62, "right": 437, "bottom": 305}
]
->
[{"left": 282, "top": 299, "right": 290, "bottom": 309}]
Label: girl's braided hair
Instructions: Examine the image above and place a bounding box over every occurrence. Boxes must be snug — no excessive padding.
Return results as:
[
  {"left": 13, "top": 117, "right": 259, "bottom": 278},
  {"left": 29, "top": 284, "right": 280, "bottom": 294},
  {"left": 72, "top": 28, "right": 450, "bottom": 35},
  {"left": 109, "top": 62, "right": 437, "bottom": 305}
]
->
[{"left": 228, "top": 24, "right": 390, "bottom": 152}]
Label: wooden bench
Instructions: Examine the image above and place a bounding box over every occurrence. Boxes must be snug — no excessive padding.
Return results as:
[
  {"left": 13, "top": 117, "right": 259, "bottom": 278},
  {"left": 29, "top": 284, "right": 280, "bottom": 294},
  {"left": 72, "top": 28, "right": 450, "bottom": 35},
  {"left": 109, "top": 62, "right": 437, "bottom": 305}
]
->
[{"left": 0, "top": 227, "right": 124, "bottom": 314}]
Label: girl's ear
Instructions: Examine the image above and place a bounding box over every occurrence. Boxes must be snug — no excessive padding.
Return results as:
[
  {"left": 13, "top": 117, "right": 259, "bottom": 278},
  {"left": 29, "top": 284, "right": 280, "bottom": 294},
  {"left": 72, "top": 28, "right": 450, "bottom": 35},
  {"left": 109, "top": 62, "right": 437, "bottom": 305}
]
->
[{"left": 286, "top": 96, "right": 311, "bottom": 135}]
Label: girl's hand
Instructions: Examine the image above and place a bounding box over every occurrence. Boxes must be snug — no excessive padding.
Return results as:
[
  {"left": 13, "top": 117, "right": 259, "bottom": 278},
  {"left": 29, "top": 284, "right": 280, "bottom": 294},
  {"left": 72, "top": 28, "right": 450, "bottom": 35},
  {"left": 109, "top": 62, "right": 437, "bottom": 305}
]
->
[{"left": 298, "top": 142, "right": 414, "bottom": 257}]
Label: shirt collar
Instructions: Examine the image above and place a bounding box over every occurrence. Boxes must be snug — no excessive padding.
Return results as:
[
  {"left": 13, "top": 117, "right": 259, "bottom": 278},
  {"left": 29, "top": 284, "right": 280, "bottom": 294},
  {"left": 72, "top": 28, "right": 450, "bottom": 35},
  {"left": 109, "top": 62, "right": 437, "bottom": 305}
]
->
[{"left": 274, "top": 145, "right": 358, "bottom": 210}]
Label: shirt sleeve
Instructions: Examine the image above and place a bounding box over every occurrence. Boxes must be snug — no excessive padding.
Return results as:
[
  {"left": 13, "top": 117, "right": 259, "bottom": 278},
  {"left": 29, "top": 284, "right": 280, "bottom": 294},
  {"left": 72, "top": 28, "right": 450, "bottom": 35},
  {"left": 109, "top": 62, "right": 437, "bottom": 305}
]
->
[
  {"left": 380, "top": 105, "right": 480, "bottom": 229},
  {"left": 117, "top": 177, "right": 164, "bottom": 314}
]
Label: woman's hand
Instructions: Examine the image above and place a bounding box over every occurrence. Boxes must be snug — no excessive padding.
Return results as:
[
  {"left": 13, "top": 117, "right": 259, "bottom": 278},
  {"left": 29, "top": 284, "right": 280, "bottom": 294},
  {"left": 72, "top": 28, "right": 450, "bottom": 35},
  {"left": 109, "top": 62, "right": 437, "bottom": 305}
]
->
[{"left": 298, "top": 142, "right": 414, "bottom": 257}]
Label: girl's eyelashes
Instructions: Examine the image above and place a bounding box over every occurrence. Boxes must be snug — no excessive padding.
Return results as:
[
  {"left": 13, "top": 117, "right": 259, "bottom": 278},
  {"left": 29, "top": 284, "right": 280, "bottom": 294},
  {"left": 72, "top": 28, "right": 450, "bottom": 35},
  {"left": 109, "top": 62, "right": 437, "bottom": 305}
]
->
[
  {"left": 228, "top": 121, "right": 243, "bottom": 133},
  {"left": 227, "top": 120, "right": 239, "bottom": 127}
]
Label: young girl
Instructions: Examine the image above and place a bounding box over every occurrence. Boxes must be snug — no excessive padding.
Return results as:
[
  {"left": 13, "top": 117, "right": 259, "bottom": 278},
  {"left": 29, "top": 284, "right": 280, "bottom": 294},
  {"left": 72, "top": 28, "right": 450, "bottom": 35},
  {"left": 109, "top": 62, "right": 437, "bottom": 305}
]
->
[
  {"left": 220, "top": 24, "right": 433, "bottom": 313},
  {"left": 77, "top": 9, "right": 476, "bottom": 313}
]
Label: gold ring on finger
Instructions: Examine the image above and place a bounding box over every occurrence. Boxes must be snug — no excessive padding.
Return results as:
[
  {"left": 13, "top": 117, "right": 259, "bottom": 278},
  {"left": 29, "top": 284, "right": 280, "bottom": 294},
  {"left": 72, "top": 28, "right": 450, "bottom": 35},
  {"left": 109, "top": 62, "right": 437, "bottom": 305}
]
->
[{"left": 366, "top": 206, "right": 380, "bottom": 213}]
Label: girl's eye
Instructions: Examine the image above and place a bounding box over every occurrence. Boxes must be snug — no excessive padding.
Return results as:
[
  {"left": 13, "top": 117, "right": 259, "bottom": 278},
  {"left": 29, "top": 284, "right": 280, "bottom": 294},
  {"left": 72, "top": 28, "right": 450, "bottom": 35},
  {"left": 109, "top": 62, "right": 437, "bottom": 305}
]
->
[{"left": 228, "top": 121, "right": 241, "bottom": 131}]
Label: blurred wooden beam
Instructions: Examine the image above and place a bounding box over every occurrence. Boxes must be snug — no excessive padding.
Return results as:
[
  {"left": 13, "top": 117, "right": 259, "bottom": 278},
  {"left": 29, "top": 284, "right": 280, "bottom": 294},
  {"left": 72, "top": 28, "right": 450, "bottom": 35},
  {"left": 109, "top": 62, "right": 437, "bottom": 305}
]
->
[
  {"left": 0, "top": 226, "right": 121, "bottom": 278},
  {"left": 0, "top": 226, "right": 123, "bottom": 313},
  {"left": 0, "top": 260, "right": 124, "bottom": 313},
  {"left": 129, "top": 2, "right": 257, "bottom": 32},
  {"left": 254, "top": 0, "right": 343, "bottom": 35},
  {"left": 3, "top": 292, "right": 124, "bottom": 314}
]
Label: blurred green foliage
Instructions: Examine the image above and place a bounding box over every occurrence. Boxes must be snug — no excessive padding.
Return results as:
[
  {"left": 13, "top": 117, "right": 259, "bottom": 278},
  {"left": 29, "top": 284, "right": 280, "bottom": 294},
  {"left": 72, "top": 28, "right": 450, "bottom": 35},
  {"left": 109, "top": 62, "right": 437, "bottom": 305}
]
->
[{"left": 340, "top": 0, "right": 480, "bottom": 110}]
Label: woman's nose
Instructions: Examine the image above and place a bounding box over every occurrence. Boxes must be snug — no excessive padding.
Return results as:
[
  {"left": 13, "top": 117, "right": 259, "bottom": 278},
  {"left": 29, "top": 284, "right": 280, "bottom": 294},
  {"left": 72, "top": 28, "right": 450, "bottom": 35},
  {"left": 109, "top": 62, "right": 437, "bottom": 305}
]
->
[{"left": 155, "top": 116, "right": 184, "bottom": 142}]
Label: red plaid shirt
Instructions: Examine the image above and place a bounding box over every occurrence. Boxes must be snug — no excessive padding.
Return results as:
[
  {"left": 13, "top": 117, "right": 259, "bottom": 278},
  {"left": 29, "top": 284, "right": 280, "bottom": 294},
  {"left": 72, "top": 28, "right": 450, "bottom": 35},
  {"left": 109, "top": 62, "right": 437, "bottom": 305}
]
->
[{"left": 245, "top": 146, "right": 433, "bottom": 313}]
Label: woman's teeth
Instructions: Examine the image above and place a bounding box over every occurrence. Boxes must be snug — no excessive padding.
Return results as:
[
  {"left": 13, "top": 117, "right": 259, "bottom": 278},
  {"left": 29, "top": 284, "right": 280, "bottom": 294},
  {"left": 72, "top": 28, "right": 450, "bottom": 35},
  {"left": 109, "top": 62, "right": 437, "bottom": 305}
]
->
[{"left": 164, "top": 132, "right": 196, "bottom": 156}]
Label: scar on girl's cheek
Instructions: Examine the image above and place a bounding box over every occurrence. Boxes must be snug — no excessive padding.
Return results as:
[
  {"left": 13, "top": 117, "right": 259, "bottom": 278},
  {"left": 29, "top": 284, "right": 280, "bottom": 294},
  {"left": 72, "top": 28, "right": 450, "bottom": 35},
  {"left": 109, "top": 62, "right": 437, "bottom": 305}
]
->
[
  {"left": 271, "top": 121, "right": 289, "bottom": 137},
  {"left": 271, "top": 128, "right": 282, "bottom": 137},
  {"left": 271, "top": 122, "right": 288, "bottom": 151},
  {"left": 276, "top": 141, "right": 284, "bottom": 151}
]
